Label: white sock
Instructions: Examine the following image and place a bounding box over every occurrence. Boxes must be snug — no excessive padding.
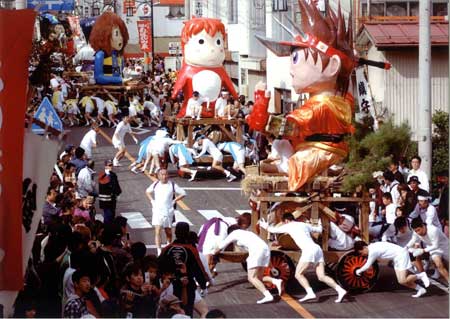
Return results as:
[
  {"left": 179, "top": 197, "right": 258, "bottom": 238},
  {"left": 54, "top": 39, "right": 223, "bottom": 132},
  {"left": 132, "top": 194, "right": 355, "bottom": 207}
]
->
[
  {"left": 224, "top": 170, "right": 231, "bottom": 177},
  {"left": 306, "top": 287, "right": 314, "bottom": 295},
  {"left": 256, "top": 290, "right": 273, "bottom": 304},
  {"left": 156, "top": 247, "right": 161, "bottom": 256}
]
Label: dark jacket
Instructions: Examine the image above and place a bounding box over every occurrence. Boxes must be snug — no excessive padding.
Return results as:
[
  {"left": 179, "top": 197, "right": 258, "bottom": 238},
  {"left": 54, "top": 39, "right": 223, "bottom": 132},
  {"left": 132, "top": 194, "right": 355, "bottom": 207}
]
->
[{"left": 98, "top": 171, "right": 122, "bottom": 210}]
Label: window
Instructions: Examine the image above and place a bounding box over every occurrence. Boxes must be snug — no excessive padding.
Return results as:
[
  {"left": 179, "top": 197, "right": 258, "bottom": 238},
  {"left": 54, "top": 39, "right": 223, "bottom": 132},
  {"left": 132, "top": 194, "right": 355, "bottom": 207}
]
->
[
  {"left": 369, "top": 3, "right": 385, "bottom": 16},
  {"left": 84, "top": 6, "right": 90, "bottom": 16},
  {"left": 93, "top": 7, "right": 100, "bottom": 16},
  {"left": 273, "top": 0, "right": 288, "bottom": 12},
  {"left": 228, "top": 0, "right": 238, "bottom": 24},
  {"left": 126, "top": 6, "right": 134, "bottom": 17},
  {"left": 409, "top": 2, "right": 419, "bottom": 16},
  {"left": 251, "top": 0, "right": 265, "bottom": 29},
  {"left": 386, "top": 2, "right": 407, "bottom": 16},
  {"left": 433, "top": 3, "right": 448, "bottom": 16}
]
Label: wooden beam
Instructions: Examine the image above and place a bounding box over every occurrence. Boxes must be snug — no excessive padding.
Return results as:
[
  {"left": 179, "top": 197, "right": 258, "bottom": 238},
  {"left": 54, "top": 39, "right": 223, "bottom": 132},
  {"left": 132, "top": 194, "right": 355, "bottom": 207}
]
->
[
  {"left": 292, "top": 204, "right": 312, "bottom": 219},
  {"left": 321, "top": 214, "right": 330, "bottom": 251},
  {"left": 217, "top": 124, "right": 236, "bottom": 142},
  {"left": 360, "top": 197, "right": 370, "bottom": 243},
  {"left": 318, "top": 203, "right": 338, "bottom": 221}
]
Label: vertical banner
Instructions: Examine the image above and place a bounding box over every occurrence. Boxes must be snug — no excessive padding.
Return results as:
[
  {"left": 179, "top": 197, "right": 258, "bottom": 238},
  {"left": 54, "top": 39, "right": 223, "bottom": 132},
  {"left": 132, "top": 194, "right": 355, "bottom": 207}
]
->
[
  {"left": 22, "top": 132, "right": 60, "bottom": 276},
  {"left": 0, "top": 9, "right": 36, "bottom": 291},
  {"left": 355, "top": 66, "right": 378, "bottom": 130},
  {"left": 137, "top": 20, "right": 152, "bottom": 53}
]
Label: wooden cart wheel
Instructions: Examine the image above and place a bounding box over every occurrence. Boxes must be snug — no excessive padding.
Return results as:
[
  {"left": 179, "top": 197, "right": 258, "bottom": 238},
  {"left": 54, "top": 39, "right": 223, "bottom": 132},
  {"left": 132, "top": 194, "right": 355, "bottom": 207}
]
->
[
  {"left": 335, "top": 251, "right": 379, "bottom": 292},
  {"left": 263, "top": 251, "right": 295, "bottom": 290}
]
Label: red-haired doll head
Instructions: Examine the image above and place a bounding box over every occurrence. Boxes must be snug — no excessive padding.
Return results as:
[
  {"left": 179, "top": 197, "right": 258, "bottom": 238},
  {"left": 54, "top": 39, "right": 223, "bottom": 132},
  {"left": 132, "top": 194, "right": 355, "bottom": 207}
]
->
[
  {"left": 90, "top": 12, "right": 129, "bottom": 56},
  {"left": 180, "top": 17, "right": 226, "bottom": 67}
]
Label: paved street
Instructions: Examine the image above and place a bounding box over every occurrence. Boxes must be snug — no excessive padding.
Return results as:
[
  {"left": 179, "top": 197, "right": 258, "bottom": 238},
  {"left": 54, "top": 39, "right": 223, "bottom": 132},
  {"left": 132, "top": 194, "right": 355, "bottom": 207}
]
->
[{"left": 68, "top": 126, "right": 449, "bottom": 318}]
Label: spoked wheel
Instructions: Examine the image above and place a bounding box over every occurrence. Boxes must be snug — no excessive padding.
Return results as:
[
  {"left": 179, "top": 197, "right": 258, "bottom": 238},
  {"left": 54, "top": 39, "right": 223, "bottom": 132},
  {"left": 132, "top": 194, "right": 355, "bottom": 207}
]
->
[
  {"left": 335, "top": 251, "right": 379, "bottom": 292},
  {"left": 264, "top": 251, "right": 295, "bottom": 290}
]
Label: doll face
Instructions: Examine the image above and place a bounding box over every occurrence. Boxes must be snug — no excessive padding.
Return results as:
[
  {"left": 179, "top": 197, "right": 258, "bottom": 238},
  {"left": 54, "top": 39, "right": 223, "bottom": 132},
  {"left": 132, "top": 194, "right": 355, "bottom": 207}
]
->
[
  {"left": 290, "top": 48, "right": 341, "bottom": 95},
  {"left": 184, "top": 30, "right": 225, "bottom": 67},
  {"left": 111, "top": 25, "right": 124, "bottom": 51}
]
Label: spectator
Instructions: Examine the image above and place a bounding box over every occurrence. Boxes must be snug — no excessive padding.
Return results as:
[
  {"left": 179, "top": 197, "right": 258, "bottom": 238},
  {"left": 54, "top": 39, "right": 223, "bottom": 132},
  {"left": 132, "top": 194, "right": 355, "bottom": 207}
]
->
[
  {"left": 98, "top": 160, "right": 122, "bottom": 224},
  {"left": 42, "top": 187, "right": 59, "bottom": 226},
  {"left": 119, "top": 262, "right": 157, "bottom": 317},
  {"left": 69, "top": 147, "right": 87, "bottom": 176},
  {"left": 383, "top": 170, "right": 400, "bottom": 206},
  {"left": 389, "top": 160, "right": 405, "bottom": 184},
  {"left": 77, "top": 160, "right": 96, "bottom": 198},
  {"left": 157, "top": 294, "right": 186, "bottom": 318},
  {"left": 407, "top": 156, "right": 430, "bottom": 192},
  {"left": 437, "top": 170, "right": 449, "bottom": 224},
  {"left": 63, "top": 269, "right": 92, "bottom": 318},
  {"left": 409, "top": 191, "right": 441, "bottom": 228},
  {"left": 159, "top": 222, "right": 209, "bottom": 316},
  {"left": 408, "top": 175, "right": 427, "bottom": 198},
  {"left": 206, "top": 309, "right": 226, "bottom": 318}
]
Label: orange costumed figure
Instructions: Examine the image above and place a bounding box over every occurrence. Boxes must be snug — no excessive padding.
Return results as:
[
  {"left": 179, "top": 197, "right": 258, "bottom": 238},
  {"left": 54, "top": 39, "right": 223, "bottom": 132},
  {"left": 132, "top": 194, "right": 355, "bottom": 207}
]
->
[
  {"left": 171, "top": 18, "right": 238, "bottom": 118},
  {"left": 247, "top": 0, "right": 357, "bottom": 191}
]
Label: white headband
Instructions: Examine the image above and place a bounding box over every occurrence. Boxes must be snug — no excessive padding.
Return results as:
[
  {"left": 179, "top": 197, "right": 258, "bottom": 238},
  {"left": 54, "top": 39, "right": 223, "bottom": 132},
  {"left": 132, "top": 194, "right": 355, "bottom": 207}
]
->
[{"left": 417, "top": 195, "right": 429, "bottom": 201}]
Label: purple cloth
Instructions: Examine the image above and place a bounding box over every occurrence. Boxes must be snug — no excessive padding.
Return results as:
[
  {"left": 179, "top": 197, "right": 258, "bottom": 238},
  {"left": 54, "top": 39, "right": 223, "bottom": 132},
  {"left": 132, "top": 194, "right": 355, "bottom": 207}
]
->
[{"left": 197, "top": 217, "right": 228, "bottom": 253}]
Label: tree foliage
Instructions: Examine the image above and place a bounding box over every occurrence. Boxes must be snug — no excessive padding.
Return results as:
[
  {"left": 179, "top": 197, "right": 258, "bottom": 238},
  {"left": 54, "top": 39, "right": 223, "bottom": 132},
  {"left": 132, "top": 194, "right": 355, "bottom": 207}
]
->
[
  {"left": 343, "top": 120, "right": 416, "bottom": 191},
  {"left": 431, "top": 110, "right": 449, "bottom": 178}
]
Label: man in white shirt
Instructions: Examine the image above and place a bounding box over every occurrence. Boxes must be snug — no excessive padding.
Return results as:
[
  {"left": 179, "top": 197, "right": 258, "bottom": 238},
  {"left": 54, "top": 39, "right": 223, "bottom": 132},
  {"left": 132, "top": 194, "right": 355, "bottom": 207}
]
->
[
  {"left": 217, "top": 141, "right": 246, "bottom": 176},
  {"left": 112, "top": 116, "right": 138, "bottom": 167},
  {"left": 409, "top": 192, "right": 441, "bottom": 228},
  {"left": 169, "top": 143, "right": 198, "bottom": 182},
  {"left": 141, "top": 129, "right": 181, "bottom": 174},
  {"left": 382, "top": 192, "right": 397, "bottom": 225},
  {"left": 91, "top": 96, "right": 110, "bottom": 127},
  {"left": 146, "top": 169, "right": 186, "bottom": 256},
  {"left": 214, "top": 91, "right": 229, "bottom": 118},
  {"left": 259, "top": 213, "right": 347, "bottom": 303},
  {"left": 407, "top": 156, "right": 430, "bottom": 192},
  {"left": 260, "top": 135, "right": 294, "bottom": 175},
  {"left": 77, "top": 160, "right": 96, "bottom": 198},
  {"left": 186, "top": 91, "right": 208, "bottom": 120},
  {"left": 383, "top": 171, "right": 400, "bottom": 206},
  {"left": 80, "top": 124, "right": 99, "bottom": 159},
  {"left": 407, "top": 218, "right": 449, "bottom": 283},
  {"left": 143, "top": 96, "right": 162, "bottom": 127},
  {"left": 354, "top": 241, "right": 429, "bottom": 298},
  {"left": 213, "top": 225, "right": 282, "bottom": 304},
  {"left": 194, "top": 136, "right": 236, "bottom": 182}
]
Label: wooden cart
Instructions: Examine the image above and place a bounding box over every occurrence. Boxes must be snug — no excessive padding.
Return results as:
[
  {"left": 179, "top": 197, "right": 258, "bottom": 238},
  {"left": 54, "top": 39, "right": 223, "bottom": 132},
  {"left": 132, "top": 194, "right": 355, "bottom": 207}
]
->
[{"left": 220, "top": 172, "right": 380, "bottom": 293}]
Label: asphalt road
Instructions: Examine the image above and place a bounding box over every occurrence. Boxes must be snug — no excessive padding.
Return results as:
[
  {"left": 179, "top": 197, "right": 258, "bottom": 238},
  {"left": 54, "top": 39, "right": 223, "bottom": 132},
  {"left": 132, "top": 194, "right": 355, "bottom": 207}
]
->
[{"left": 67, "top": 126, "right": 449, "bottom": 318}]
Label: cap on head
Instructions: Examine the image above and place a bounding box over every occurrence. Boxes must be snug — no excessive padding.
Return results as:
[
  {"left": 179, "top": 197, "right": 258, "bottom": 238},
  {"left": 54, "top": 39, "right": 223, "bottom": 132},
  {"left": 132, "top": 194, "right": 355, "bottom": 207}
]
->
[{"left": 408, "top": 176, "right": 421, "bottom": 184}]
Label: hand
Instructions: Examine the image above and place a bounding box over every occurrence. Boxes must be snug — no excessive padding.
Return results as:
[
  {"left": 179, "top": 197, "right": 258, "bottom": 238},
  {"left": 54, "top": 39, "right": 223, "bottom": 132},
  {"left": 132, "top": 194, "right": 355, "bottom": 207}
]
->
[
  {"left": 413, "top": 248, "right": 425, "bottom": 257},
  {"left": 133, "top": 137, "right": 139, "bottom": 144},
  {"left": 142, "top": 283, "right": 151, "bottom": 295},
  {"left": 259, "top": 218, "right": 268, "bottom": 230},
  {"left": 355, "top": 268, "right": 363, "bottom": 277},
  {"left": 200, "top": 288, "right": 208, "bottom": 297},
  {"left": 180, "top": 276, "right": 189, "bottom": 287}
]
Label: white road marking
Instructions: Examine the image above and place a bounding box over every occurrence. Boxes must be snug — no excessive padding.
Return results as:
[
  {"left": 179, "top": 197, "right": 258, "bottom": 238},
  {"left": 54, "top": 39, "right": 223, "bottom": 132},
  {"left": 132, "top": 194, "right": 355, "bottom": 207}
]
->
[
  {"left": 182, "top": 187, "right": 242, "bottom": 191},
  {"left": 174, "top": 210, "right": 193, "bottom": 226},
  {"left": 235, "top": 209, "right": 251, "bottom": 215},
  {"left": 198, "top": 209, "right": 226, "bottom": 220},
  {"left": 121, "top": 212, "right": 152, "bottom": 229},
  {"left": 429, "top": 278, "right": 449, "bottom": 293}
]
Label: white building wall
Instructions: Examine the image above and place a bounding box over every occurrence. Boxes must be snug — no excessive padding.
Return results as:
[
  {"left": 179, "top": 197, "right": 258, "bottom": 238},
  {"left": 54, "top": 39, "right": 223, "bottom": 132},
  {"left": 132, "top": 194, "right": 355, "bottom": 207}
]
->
[
  {"left": 369, "top": 49, "right": 449, "bottom": 140},
  {"left": 153, "top": 6, "right": 185, "bottom": 37}
]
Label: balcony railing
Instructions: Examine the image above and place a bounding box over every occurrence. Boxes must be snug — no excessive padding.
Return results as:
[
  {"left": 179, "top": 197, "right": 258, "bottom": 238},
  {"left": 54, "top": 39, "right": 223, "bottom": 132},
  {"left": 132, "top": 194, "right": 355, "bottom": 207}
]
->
[{"left": 359, "top": 15, "right": 447, "bottom": 24}]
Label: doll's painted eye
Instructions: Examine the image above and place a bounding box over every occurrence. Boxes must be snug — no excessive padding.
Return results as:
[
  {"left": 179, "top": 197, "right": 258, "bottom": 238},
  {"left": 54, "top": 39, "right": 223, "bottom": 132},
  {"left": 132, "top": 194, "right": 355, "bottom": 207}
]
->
[
  {"left": 292, "top": 50, "right": 299, "bottom": 64},
  {"left": 199, "top": 39, "right": 205, "bottom": 44},
  {"left": 216, "top": 39, "right": 221, "bottom": 45}
]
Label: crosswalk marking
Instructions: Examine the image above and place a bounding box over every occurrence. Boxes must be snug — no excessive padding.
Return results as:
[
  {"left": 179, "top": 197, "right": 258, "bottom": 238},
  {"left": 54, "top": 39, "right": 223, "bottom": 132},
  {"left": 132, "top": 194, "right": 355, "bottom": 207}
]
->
[
  {"left": 182, "top": 187, "right": 242, "bottom": 191},
  {"left": 174, "top": 210, "right": 193, "bottom": 226},
  {"left": 235, "top": 209, "right": 251, "bottom": 215},
  {"left": 121, "top": 212, "right": 152, "bottom": 229},
  {"left": 429, "top": 278, "right": 449, "bottom": 293},
  {"left": 197, "top": 209, "right": 226, "bottom": 220}
]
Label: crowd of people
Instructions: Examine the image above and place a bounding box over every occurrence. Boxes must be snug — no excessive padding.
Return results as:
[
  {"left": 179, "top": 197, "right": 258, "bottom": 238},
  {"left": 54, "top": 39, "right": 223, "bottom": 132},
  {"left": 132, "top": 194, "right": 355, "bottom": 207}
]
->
[{"left": 19, "top": 49, "right": 449, "bottom": 317}]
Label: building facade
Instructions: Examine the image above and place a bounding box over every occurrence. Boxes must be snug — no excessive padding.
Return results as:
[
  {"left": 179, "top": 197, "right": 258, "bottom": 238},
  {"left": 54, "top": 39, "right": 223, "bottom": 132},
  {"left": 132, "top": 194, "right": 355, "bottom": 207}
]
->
[{"left": 356, "top": 0, "right": 449, "bottom": 139}]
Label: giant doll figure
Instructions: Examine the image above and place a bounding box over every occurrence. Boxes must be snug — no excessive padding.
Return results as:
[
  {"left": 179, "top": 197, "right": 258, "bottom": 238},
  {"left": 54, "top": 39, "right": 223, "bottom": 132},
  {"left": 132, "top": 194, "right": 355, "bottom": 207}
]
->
[
  {"left": 90, "top": 12, "right": 129, "bottom": 85},
  {"left": 247, "top": 0, "right": 357, "bottom": 191},
  {"left": 172, "top": 18, "right": 238, "bottom": 118}
]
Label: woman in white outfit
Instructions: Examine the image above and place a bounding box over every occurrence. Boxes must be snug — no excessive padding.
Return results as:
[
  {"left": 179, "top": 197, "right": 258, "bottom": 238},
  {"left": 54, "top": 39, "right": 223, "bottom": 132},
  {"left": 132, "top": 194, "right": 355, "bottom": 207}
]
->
[
  {"left": 194, "top": 136, "right": 236, "bottom": 182},
  {"left": 214, "top": 224, "right": 282, "bottom": 304},
  {"left": 259, "top": 213, "right": 347, "bottom": 303}
]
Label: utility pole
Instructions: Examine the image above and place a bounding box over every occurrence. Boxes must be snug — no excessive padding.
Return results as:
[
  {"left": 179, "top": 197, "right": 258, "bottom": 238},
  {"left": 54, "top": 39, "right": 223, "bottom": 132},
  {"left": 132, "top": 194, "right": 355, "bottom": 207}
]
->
[{"left": 418, "top": 1, "right": 432, "bottom": 179}]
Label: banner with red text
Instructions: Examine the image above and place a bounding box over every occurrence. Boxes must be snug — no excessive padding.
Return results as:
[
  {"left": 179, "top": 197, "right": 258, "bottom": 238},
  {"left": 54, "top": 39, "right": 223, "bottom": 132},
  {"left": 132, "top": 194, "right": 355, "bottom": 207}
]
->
[
  {"left": 137, "top": 20, "right": 152, "bottom": 53},
  {"left": 0, "top": 9, "right": 36, "bottom": 291}
]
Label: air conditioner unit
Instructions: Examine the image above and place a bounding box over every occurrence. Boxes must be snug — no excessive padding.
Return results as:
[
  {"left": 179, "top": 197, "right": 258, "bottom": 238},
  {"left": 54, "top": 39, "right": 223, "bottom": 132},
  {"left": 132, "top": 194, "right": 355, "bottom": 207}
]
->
[{"left": 239, "top": 85, "right": 248, "bottom": 96}]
